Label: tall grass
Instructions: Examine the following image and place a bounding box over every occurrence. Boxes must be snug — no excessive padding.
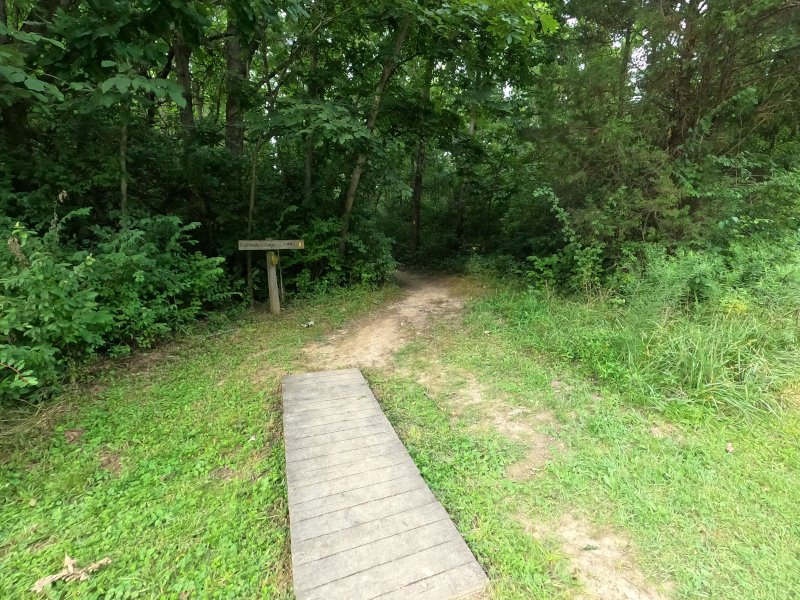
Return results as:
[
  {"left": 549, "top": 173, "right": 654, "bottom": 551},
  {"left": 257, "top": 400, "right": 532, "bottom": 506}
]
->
[{"left": 480, "top": 244, "right": 800, "bottom": 414}]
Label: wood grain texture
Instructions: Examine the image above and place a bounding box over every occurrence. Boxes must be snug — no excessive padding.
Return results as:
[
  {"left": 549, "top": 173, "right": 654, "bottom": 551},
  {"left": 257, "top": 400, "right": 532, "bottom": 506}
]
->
[{"left": 283, "top": 369, "right": 487, "bottom": 600}]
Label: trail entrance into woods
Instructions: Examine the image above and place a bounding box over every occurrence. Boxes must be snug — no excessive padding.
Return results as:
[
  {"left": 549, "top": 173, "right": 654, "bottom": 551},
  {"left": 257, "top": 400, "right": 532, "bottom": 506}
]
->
[
  {"left": 303, "top": 270, "right": 465, "bottom": 369},
  {"left": 284, "top": 272, "right": 488, "bottom": 599},
  {"left": 285, "top": 271, "right": 667, "bottom": 600}
]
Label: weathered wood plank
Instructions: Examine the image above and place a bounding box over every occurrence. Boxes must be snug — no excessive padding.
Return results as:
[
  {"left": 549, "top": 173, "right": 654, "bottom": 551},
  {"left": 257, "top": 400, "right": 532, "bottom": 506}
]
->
[
  {"left": 293, "top": 519, "right": 463, "bottom": 592},
  {"left": 285, "top": 430, "right": 399, "bottom": 464},
  {"left": 291, "top": 501, "right": 450, "bottom": 566},
  {"left": 238, "top": 239, "right": 304, "bottom": 250},
  {"left": 286, "top": 447, "right": 408, "bottom": 488},
  {"left": 290, "top": 473, "right": 426, "bottom": 522},
  {"left": 283, "top": 368, "right": 361, "bottom": 384},
  {"left": 283, "top": 383, "right": 373, "bottom": 402},
  {"left": 283, "top": 371, "right": 367, "bottom": 387},
  {"left": 284, "top": 407, "right": 384, "bottom": 431},
  {"left": 298, "top": 539, "right": 477, "bottom": 600},
  {"left": 283, "top": 396, "right": 376, "bottom": 416},
  {"left": 283, "top": 369, "right": 487, "bottom": 600},
  {"left": 284, "top": 421, "right": 392, "bottom": 453},
  {"left": 379, "top": 562, "right": 489, "bottom": 600},
  {"left": 289, "top": 459, "right": 420, "bottom": 505}
]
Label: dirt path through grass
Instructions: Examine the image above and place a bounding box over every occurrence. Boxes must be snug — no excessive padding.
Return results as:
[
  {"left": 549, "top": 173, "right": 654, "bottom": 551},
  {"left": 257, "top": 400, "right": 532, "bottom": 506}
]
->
[
  {"left": 302, "top": 271, "right": 670, "bottom": 600},
  {"left": 302, "top": 270, "right": 465, "bottom": 369},
  {"left": 4, "top": 274, "right": 795, "bottom": 599}
]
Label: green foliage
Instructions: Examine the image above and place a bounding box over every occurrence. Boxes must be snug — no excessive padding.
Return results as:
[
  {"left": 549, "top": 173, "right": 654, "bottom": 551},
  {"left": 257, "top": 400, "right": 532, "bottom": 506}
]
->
[
  {"left": 417, "top": 282, "right": 800, "bottom": 599},
  {"left": 0, "top": 216, "right": 229, "bottom": 400},
  {"left": 0, "top": 223, "right": 113, "bottom": 399},
  {"left": 464, "top": 253, "right": 525, "bottom": 278},
  {"left": 87, "top": 217, "right": 230, "bottom": 351},
  {"left": 373, "top": 374, "right": 568, "bottom": 598},
  {"left": 0, "top": 282, "right": 395, "bottom": 598},
  {"left": 0, "top": 24, "right": 65, "bottom": 106},
  {"left": 491, "top": 242, "right": 800, "bottom": 414},
  {"left": 287, "top": 218, "right": 396, "bottom": 294},
  {"left": 1, "top": 0, "right": 799, "bottom": 413}
]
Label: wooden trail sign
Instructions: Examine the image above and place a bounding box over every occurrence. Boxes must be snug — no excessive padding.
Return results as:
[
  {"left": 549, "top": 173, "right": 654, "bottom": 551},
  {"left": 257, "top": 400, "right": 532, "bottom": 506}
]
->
[
  {"left": 238, "top": 239, "right": 305, "bottom": 251},
  {"left": 238, "top": 239, "right": 305, "bottom": 315}
]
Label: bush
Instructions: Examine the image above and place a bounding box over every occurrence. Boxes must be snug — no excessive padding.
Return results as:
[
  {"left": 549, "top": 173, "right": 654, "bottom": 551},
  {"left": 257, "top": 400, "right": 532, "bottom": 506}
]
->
[
  {"left": 1, "top": 223, "right": 113, "bottom": 399},
  {"left": 1, "top": 215, "right": 230, "bottom": 400},
  {"left": 285, "top": 218, "right": 396, "bottom": 295},
  {"left": 86, "top": 217, "right": 230, "bottom": 351}
]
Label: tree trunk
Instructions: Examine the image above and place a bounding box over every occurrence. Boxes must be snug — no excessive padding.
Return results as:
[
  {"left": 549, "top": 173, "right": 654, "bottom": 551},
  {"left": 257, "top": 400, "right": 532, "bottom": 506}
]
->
[
  {"left": 409, "top": 57, "right": 435, "bottom": 253},
  {"left": 455, "top": 102, "right": 477, "bottom": 244},
  {"left": 409, "top": 141, "right": 426, "bottom": 252},
  {"left": 0, "top": 0, "right": 66, "bottom": 144},
  {"left": 224, "top": 17, "right": 247, "bottom": 155},
  {"left": 212, "top": 84, "right": 221, "bottom": 122},
  {"left": 145, "top": 48, "right": 173, "bottom": 127},
  {"left": 0, "top": 0, "right": 9, "bottom": 44},
  {"left": 338, "top": 15, "right": 412, "bottom": 256},
  {"left": 119, "top": 100, "right": 129, "bottom": 219},
  {"left": 304, "top": 42, "right": 319, "bottom": 205},
  {"left": 666, "top": 4, "right": 701, "bottom": 155},
  {"left": 617, "top": 21, "right": 633, "bottom": 116},
  {"left": 174, "top": 31, "right": 195, "bottom": 134},
  {"left": 246, "top": 142, "right": 257, "bottom": 307},
  {"left": 304, "top": 137, "right": 315, "bottom": 204},
  {"left": 193, "top": 79, "right": 204, "bottom": 122}
]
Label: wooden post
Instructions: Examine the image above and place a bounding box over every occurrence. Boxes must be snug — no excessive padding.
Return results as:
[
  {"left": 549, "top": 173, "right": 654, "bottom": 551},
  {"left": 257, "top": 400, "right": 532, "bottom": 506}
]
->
[
  {"left": 267, "top": 251, "right": 280, "bottom": 315},
  {"left": 238, "top": 240, "right": 304, "bottom": 315}
]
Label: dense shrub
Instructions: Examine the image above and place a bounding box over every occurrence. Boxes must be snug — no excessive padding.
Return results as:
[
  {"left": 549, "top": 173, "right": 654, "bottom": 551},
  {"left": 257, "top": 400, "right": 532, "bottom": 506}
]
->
[
  {"left": 0, "top": 223, "right": 112, "bottom": 399},
  {"left": 0, "top": 215, "right": 230, "bottom": 400},
  {"left": 285, "top": 217, "right": 396, "bottom": 294},
  {"left": 86, "top": 217, "right": 230, "bottom": 352}
]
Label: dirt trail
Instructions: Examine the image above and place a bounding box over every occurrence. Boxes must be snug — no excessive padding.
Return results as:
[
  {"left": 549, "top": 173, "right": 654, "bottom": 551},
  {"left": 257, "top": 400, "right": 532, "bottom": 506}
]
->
[
  {"left": 301, "top": 271, "right": 669, "bottom": 600},
  {"left": 303, "top": 270, "right": 465, "bottom": 369}
]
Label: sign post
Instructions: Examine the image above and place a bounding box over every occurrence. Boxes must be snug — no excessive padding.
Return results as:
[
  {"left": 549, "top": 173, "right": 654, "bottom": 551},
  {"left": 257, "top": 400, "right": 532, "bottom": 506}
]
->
[{"left": 238, "top": 239, "right": 305, "bottom": 315}]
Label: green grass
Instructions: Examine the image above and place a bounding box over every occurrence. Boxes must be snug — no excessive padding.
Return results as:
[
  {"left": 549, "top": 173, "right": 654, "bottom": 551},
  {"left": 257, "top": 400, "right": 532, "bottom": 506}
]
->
[
  {"left": 477, "top": 286, "right": 800, "bottom": 415},
  {"left": 390, "top": 286, "right": 800, "bottom": 599},
  {"left": 0, "top": 285, "right": 397, "bottom": 599},
  {"left": 3, "top": 276, "right": 800, "bottom": 599},
  {"left": 370, "top": 373, "right": 573, "bottom": 599}
]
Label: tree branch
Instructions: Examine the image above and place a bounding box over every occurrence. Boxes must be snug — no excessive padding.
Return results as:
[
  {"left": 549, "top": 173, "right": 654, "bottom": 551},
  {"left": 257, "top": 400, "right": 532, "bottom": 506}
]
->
[{"left": 256, "top": 5, "right": 357, "bottom": 91}]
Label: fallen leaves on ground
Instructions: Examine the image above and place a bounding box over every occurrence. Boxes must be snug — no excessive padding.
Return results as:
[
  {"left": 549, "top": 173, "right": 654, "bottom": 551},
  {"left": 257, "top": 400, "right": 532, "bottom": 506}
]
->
[{"left": 32, "top": 555, "right": 112, "bottom": 593}]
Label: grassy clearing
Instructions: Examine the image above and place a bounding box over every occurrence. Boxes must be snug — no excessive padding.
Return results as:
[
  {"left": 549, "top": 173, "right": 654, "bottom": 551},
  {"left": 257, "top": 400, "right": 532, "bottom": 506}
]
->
[
  {"left": 388, "top": 284, "right": 800, "bottom": 599},
  {"left": 2, "top": 274, "right": 800, "bottom": 599},
  {"left": 0, "top": 285, "right": 397, "bottom": 599},
  {"left": 477, "top": 286, "right": 800, "bottom": 415},
  {"left": 369, "top": 373, "right": 573, "bottom": 599}
]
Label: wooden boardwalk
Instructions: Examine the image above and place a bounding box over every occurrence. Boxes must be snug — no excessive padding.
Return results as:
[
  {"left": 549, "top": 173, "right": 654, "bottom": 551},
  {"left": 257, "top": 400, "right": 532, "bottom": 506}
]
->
[{"left": 282, "top": 369, "right": 487, "bottom": 600}]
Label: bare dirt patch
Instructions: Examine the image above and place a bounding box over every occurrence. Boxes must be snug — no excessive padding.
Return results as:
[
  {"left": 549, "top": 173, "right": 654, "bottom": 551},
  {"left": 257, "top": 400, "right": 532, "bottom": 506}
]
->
[
  {"left": 520, "top": 513, "right": 671, "bottom": 600},
  {"left": 550, "top": 379, "right": 574, "bottom": 394},
  {"left": 0, "top": 398, "right": 74, "bottom": 462},
  {"left": 98, "top": 449, "right": 122, "bottom": 475},
  {"left": 503, "top": 411, "right": 565, "bottom": 481},
  {"left": 303, "top": 271, "right": 468, "bottom": 370},
  {"left": 64, "top": 428, "right": 84, "bottom": 444},
  {"left": 211, "top": 466, "right": 236, "bottom": 481},
  {"left": 27, "top": 537, "right": 54, "bottom": 554},
  {"left": 415, "top": 367, "right": 565, "bottom": 481},
  {"left": 649, "top": 423, "right": 684, "bottom": 443}
]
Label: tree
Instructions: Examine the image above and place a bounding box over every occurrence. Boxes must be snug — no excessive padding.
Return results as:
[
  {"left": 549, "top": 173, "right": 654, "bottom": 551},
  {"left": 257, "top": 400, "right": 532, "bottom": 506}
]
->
[{"left": 338, "top": 12, "right": 413, "bottom": 256}]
